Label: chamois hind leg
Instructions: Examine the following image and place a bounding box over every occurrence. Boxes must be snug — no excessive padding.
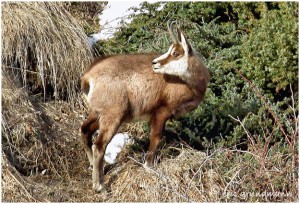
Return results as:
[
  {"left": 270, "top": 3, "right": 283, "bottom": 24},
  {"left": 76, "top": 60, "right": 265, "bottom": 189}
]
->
[
  {"left": 144, "top": 108, "right": 170, "bottom": 168},
  {"left": 92, "top": 114, "right": 122, "bottom": 193},
  {"left": 81, "top": 110, "right": 99, "bottom": 167}
]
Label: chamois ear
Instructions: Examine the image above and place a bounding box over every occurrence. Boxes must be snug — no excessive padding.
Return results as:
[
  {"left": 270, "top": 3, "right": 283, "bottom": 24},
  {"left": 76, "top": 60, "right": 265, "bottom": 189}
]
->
[{"left": 178, "top": 29, "right": 193, "bottom": 56}]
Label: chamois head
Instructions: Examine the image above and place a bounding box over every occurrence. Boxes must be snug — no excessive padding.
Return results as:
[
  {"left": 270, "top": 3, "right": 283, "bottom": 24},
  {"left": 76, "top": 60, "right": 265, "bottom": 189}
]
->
[{"left": 152, "top": 21, "right": 193, "bottom": 77}]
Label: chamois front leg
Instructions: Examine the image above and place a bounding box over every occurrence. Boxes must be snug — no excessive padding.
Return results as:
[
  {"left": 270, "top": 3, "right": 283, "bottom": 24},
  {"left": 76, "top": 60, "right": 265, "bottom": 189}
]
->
[
  {"left": 81, "top": 111, "right": 99, "bottom": 168},
  {"left": 144, "top": 108, "right": 170, "bottom": 168},
  {"left": 92, "top": 115, "right": 122, "bottom": 193}
]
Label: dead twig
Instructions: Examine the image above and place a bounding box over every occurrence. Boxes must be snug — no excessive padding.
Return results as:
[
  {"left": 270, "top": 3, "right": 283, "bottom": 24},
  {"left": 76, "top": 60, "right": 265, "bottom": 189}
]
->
[{"left": 232, "top": 67, "right": 291, "bottom": 147}]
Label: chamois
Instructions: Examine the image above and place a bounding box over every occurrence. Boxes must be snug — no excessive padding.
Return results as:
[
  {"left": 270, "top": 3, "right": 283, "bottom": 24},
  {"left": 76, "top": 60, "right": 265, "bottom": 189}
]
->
[{"left": 80, "top": 22, "right": 210, "bottom": 192}]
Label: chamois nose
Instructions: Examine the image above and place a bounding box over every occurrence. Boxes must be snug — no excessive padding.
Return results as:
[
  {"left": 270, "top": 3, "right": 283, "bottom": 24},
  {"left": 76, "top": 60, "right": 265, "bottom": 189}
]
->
[{"left": 152, "top": 60, "right": 157, "bottom": 65}]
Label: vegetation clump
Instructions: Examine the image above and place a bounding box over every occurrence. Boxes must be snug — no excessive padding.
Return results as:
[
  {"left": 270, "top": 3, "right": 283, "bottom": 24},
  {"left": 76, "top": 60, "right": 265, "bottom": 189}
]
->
[{"left": 2, "top": 2, "right": 94, "bottom": 101}]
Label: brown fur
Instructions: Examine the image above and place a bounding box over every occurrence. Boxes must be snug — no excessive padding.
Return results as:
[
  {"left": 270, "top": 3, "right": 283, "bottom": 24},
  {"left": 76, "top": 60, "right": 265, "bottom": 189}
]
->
[{"left": 81, "top": 45, "right": 210, "bottom": 193}]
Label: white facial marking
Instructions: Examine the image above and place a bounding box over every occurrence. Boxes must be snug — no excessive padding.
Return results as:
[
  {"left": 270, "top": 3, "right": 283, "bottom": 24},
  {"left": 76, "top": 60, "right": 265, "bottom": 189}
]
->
[
  {"left": 159, "top": 54, "right": 189, "bottom": 77},
  {"left": 152, "top": 43, "right": 190, "bottom": 78}
]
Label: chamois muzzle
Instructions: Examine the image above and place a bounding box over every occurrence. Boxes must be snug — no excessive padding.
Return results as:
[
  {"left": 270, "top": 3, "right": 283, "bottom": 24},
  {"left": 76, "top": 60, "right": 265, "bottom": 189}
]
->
[{"left": 152, "top": 60, "right": 160, "bottom": 70}]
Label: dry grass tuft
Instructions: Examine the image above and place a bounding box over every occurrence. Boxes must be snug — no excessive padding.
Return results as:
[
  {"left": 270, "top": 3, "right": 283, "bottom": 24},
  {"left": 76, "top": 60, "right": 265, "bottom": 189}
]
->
[
  {"left": 1, "top": 2, "right": 93, "bottom": 102},
  {"left": 2, "top": 72, "right": 84, "bottom": 180},
  {"left": 106, "top": 148, "right": 220, "bottom": 202},
  {"left": 1, "top": 3, "right": 93, "bottom": 200}
]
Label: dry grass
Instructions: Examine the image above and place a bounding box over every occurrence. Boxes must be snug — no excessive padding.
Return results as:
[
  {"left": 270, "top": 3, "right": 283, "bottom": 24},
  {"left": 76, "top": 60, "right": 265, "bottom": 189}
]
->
[
  {"left": 107, "top": 149, "right": 219, "bottom": 202},
  {"left": 1, "top": 2, "right": 93, "bottom": 201},
  {"left": 1, "top": 2, "right": 93, "bottom": 102},
  {"left": 2, "top": 73, "right": 84, "bottom": 179}
]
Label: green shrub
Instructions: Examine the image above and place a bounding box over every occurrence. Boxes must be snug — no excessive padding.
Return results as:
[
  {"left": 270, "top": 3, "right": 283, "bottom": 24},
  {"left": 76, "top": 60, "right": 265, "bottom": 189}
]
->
[{"left": 94, "top": 2, "right": 298, "bottom": 149}]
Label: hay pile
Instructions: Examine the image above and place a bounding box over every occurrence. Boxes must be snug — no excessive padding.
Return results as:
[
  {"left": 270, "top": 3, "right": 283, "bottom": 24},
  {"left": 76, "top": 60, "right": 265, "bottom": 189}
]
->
[
  {"left": 1, "top": 72, "right": 87, "bottom": 201},
  {"left": 1, "top": 2, "right": 93, "bottom": 201},
  {"left": 2, "top": 2, "right": 93, "bottom": 101}
]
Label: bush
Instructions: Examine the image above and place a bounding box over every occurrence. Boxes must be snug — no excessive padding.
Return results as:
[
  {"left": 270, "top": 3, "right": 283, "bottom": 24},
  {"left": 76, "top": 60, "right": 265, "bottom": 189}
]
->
[{"left": 94, "top": 1, "right": 298, "bottom": 150}]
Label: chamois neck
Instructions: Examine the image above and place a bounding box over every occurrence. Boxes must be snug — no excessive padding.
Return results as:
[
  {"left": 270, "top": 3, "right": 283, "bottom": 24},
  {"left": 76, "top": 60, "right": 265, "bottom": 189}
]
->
[{"left": 182, "top": 55, "right": 210, "bottom": 96}]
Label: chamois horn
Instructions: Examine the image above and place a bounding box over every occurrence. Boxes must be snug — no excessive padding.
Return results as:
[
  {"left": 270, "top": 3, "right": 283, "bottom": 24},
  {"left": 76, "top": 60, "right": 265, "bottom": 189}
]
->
[{"left": 167, "top": 20, "right": 178, "bottom": 43}]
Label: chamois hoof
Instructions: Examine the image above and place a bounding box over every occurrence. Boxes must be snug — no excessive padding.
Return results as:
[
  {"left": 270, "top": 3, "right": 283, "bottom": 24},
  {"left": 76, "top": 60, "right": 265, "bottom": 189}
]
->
[
  {"left": 93, "top": 183, "right": 105, "bottom": 193},
  {"left": 88, "top": 164, "right": 93, "bottom": 171},
  {"left": 143, "top": 161, "right": 153, "bottom": 173}
]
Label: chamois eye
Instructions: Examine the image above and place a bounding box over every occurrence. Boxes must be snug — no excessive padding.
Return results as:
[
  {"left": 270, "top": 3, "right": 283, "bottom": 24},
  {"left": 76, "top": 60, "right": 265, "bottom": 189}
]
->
[{"left": 172, "top": 51, "right": 179, "bottom": 57}]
